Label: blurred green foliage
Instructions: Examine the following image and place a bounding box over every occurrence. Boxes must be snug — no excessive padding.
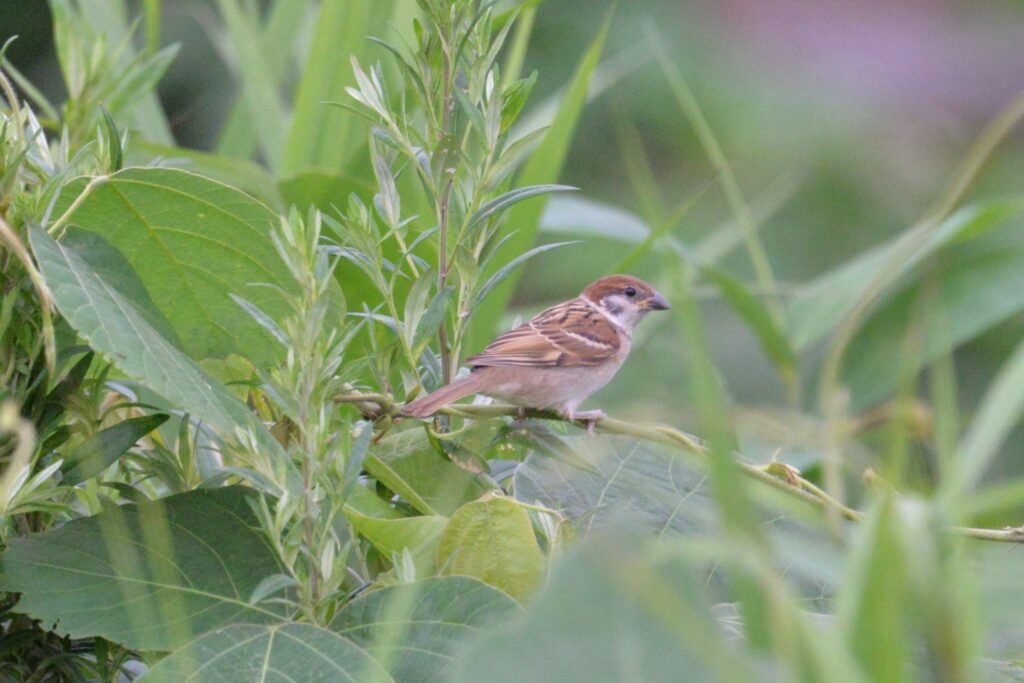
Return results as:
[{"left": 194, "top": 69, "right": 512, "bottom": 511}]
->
[{"left": 3, "top": 1, "right": 1024, "bottom": 681}]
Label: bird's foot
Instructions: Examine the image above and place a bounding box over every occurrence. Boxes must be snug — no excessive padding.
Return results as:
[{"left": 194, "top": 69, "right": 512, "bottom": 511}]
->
[
  {"left": 512, "top": 406, "right": 528, "bottom": 429},
  {"left": 569, "top": 409, "right": 606, "bottom": 436}
]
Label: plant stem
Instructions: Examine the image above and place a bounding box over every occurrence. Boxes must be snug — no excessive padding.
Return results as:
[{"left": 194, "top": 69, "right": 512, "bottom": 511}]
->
[
  {"left": 436, "top": 43, "right": 455, "bottom": 385},
  {"left": 816, "top": 93, "right": 1024, "bottom": 530},
  {"left": 433, "top": 403, "right": 1024, "bottom": 544}
]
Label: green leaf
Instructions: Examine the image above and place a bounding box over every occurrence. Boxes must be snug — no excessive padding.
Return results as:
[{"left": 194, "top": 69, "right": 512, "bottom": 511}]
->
[
  {"left": 467, "top": 15, "right": 611, "bottom": 350},
  {"left": 436, "top": 497, "right": 543, "bottom": 601},
  {"left": 28, "top": 225, "right": 291, "bottom": 487},
  {"left": 946, "top": 333, "right": 1024, "bottom": 500},
  {"left": 212, "top": 0, "right": 288, "bottom": 172},
  {"left": 836, "top": 500, "right": 910, "bottom": 683},
  {"left": 787, "top": 201, "right": 1024, "bottom": 350},
  {"left": 100, "top": 107, "right": 123, "bottom": 172},
  {"left": 701, "top": 264, "right": 797, "bottom": 384},
  {"left": 140, "top": 623, "right": 393, "bottom": 682},
  {"left": 365, "top": 429, "right": 497, "bottom": 516},
  {"left": 845, "top": 239, "right": 1024, "bottom": 408},
  {"left": 343, "top": 506, "right": 447, "bottom": 575},
  {"left": 331, "top": 576, "right": 520, "bottom": 683},
  {"left": 501, "top": 71, "right": 537, "bottom": 132},
  {"left": 278, "top": 169, "right": 374, "bottom": 212},
  {"left": 62, "top": 413, "right": 169, "bottom": 485},
  {"left": 452, "top": 532, "right": 756, "bottom": 683},
  {"left": 51, "top": 168, "right": 297, "bottom": 365},
  {"left": 0, "top": 487, "right": 289, "bottom": 651},
  {"left": 472, "top": 240, "right": 579, "bottom": 309},
  {"left": 131, "top": 141, "right": 281, "bottom": 207},
  {"left": 513, "top": 435, "right": 714, "bottom": 537},
  {"left": 214, "top": 0, "right": 307, "bottom": 160},
  {"left": 283, "top": 0, "right": 393, "bottom": 174},
  {"left": 468, "top": 184, "right": 576, "bottom": 229},
  {"left": 411, "top": 286, "right": 454, "bottom": 357},
  {"left": 50, "top": 0, "right": 174, "bottom": 144}
]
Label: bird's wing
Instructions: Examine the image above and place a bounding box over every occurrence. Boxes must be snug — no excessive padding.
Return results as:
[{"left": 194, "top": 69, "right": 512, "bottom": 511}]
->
[{"left": 466, "top": 298, "right": 622, "bottom": 368}]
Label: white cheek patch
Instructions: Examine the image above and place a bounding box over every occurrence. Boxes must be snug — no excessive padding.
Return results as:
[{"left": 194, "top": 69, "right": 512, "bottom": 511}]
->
[{"left": 601, "top": 294, "right": 638, "bottom": 328}]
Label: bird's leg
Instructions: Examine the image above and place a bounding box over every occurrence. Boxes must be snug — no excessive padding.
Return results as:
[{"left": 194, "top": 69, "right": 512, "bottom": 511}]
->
[
  {"left": 563, "top": 406, "right": 606, "bottom": 436},
  {"left": 511, "top": 405, "right": 527, "bottom": 429}
]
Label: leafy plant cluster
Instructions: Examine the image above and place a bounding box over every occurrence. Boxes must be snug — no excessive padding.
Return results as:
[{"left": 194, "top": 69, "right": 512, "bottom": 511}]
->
[{"left": 1, "top": 1, "right": 1024, "bottom": 682}]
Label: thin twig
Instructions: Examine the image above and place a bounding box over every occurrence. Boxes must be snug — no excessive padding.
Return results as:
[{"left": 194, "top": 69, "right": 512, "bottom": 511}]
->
[
  {"left": 429, "top": 403, "right": 1023, "bottom": 544},
  {"left": 330, "top": 392, "right": 1023, "bottom": 543}
]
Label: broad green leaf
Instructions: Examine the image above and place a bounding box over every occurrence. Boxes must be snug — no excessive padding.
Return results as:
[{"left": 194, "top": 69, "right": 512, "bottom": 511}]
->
[
  {"left": 278, "top": 169, "right": 374, "bottom": 213},
  {"left": 975, "top": 543, "right": 1024, "bottom": 663},
  {"left": 343, "top": 484, "right": 444, "bottom": 573},
  {"left": 140, "top": 623, "right": 393, "bottom": 682},
  {"left": 452, "top": 532, "right": 755, "bottom": 683},
  {"left": 62, "top": 413, "right": 169, "bottom": 485},
  {"left": 0, "top": 487, "right": 289, "bottom": 651},
  {"left": 436, "top": 497, "right": 543, "bottom": 601},
  {"left": 344, "top": 507, "right": 447, "bottom": 575},
  {"left": 331, "top": 576, "right": 520, "bottom": 683},
  {"left": 845, "top": 241, "right": 1024, "bottom": 408},
  {"left": 51, "top": 168, "right": 297, "bottom": 365},
  {"left": 28, "top": 226, "right": 291, "bottom": 485},
  {"left": 365, "top": 429, "right": 497, "bottom": 516},
  {"left": 513, "top": 435, "right": 714, "bottom": 537},
  {"left": 467, "top": 16, "right": 610, "bottom": 350},
  {"left": 836, "top": 500, "right": 910, "bottom": 683},
  {"left": 131, "top": 142, "right": 281, "bottom": 207},
  {"left": 344, "top": 483, "right": 404, "bottom": 520},
  {"left": 787, "top": 201, "right": 1024, "bottom": 350}
]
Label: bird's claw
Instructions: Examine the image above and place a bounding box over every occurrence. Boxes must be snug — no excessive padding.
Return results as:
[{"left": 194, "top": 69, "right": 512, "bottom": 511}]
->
[
  {"left": 570, "top": 410, "right": 606, "bottom": 436},
  {"left": 511, "top": 406, "right": 527, "bottom": 429}
]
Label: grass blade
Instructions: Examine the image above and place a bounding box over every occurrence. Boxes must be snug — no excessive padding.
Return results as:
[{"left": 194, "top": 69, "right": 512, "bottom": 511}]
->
[
  {"left": 215, "top": 0, "right": 308, "bottom": 159},
  {"left": 213, "top": 0, "right": 289, "bottom": 172},
  {"left": 945, "top": 335, "right": 1024, "bottom": 502},
  {"left": 648, "top": 22, "right": 783, "bottom": 328},
  {"left": 283, "top": 0, "right": 391, "bottom": 175}
]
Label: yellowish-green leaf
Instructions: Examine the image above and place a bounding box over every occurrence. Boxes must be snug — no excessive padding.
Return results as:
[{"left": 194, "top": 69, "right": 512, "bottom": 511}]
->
[{"left": 436, "top": 496, "right": 543, "bottom": 601}]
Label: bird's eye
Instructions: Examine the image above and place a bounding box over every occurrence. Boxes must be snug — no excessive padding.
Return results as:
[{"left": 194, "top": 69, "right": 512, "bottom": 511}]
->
[{"left": 624, "top": 287, "right": 637, "bottom": 297}]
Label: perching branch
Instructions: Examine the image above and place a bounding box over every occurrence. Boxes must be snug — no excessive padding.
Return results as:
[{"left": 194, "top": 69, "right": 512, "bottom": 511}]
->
[{"left": 331, "top": 392, "right": 1024, "bottom": 544}]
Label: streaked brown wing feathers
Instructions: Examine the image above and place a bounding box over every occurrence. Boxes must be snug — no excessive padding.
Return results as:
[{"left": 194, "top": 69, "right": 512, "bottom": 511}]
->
[{"left": 466, "top": 299, "right": 620, "bottom": 368}]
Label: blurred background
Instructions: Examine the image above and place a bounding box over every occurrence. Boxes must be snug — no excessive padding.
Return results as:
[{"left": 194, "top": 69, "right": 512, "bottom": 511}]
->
[{"left": 5, "top": 0, "right": 1024, "bottom": 474}]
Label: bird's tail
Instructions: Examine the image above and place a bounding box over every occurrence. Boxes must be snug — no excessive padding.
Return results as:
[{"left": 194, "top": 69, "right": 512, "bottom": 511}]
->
[{"left": 400, "top": 374, "right": 484, "bottom": 418}]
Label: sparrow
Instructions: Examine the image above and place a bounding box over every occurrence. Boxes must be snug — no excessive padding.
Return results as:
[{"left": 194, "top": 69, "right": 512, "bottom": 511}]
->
[{"left": 400, "top": 275, "right": 670, "bottom": 427}]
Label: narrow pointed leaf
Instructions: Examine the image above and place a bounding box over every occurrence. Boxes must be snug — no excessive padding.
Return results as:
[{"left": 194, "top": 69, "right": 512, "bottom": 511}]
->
[
  {"left": 473, "top": 241, "right": 579, "bottom": 309},
  {"left": 468, "top": 184, "right": 576, "bottom": 229},
  {"left": 62, "top": 413, "right": 169, "bottom": 485}
]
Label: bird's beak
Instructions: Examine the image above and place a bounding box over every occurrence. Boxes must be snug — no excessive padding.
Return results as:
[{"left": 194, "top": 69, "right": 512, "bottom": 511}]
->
[{"left": 646, "top": 292, "right": 670, "bottom": 311}]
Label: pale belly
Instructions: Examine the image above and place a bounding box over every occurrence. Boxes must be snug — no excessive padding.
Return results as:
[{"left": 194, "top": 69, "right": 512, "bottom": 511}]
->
[{"left": 472, "top": 359, "right": 625, "bottom": 414}]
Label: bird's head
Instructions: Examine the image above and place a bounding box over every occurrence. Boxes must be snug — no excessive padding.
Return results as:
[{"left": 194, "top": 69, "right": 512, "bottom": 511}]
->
[{"left": 581, "top": 275, "right": 670, "bottom": 329}]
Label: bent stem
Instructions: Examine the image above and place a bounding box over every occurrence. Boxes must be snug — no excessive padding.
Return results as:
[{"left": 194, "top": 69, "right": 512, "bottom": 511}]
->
[
  {"left": 330, "top": 390, "right": 1024, "bottom": 543},
  {"left": 436, "top": 403, "right": 1024, "bottom": 544}
]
